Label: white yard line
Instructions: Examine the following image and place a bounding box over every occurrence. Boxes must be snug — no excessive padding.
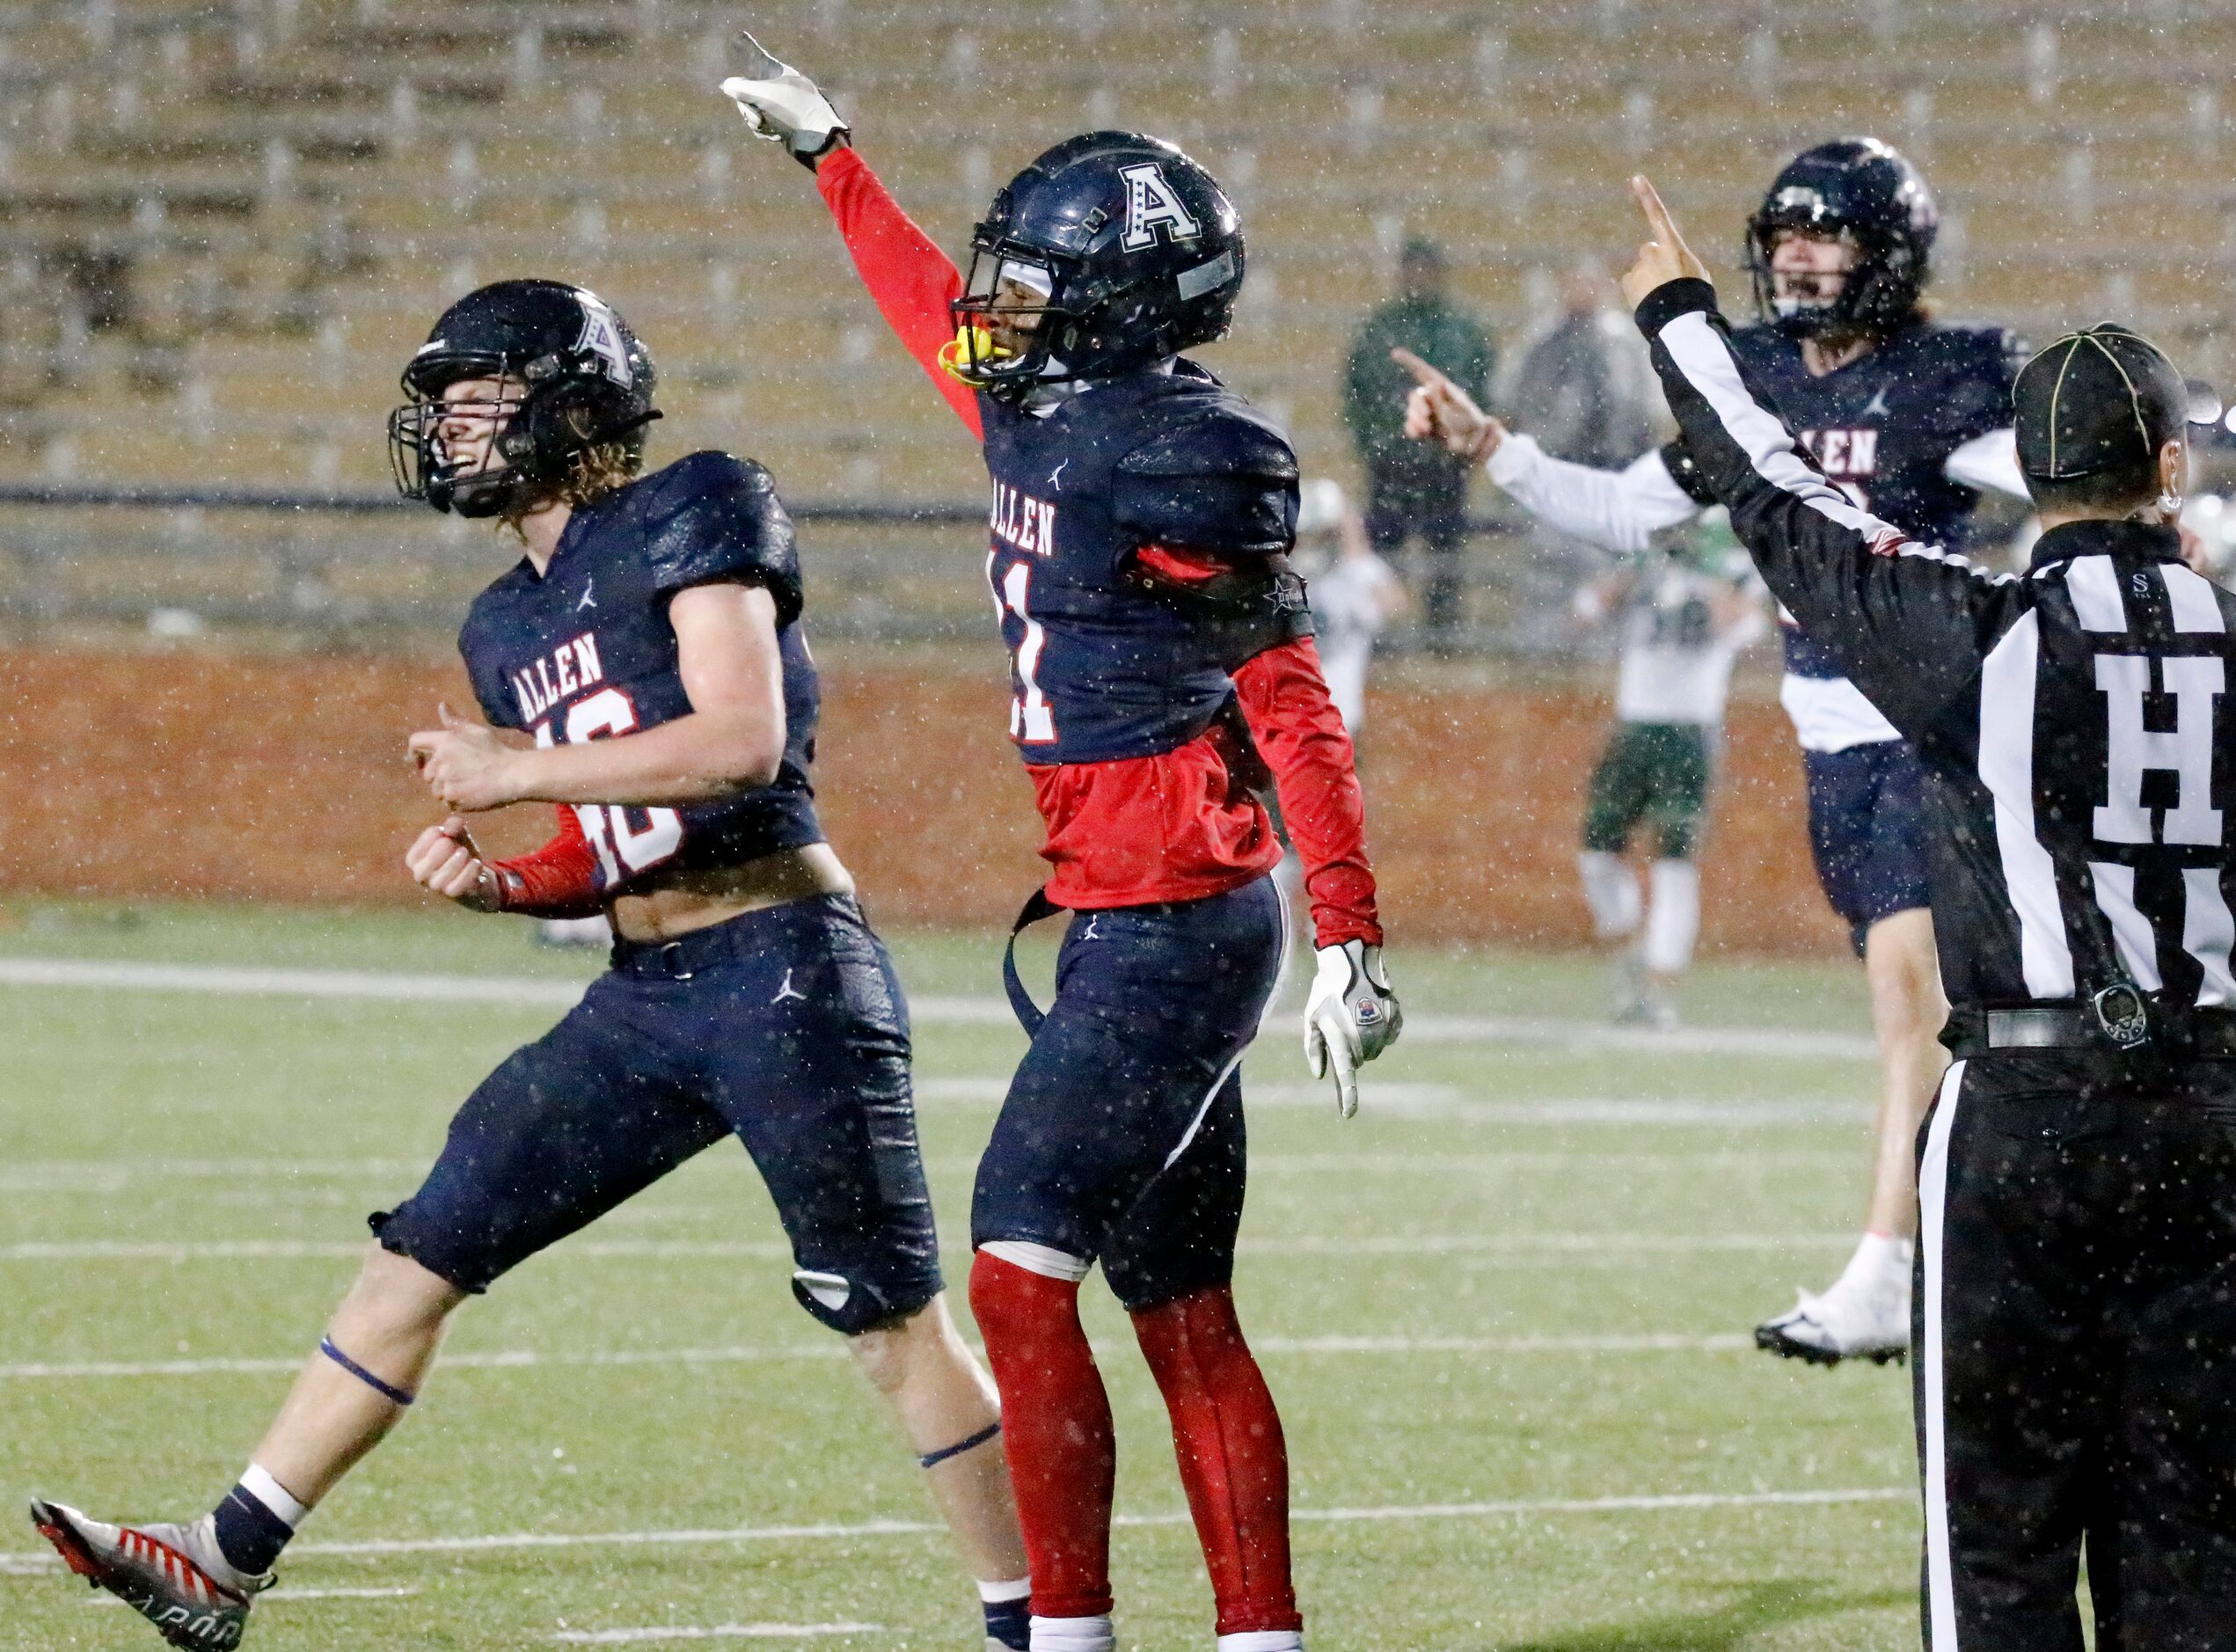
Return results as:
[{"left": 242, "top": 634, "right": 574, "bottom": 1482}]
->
[
  {"left": 0, "top": 1231, "right": 1852, "bottom": 1265},
  {"left": 552, "top": 1626, "right": 883, "bottom": 1644},
  {"left": 0, "top": 957, "right": 590, "bottom": 1008},
  {"left": 0, "top": 956, "right": 1876, "bottom": 1060},
  {"left": 0, "top": 1487, "right": 1910, "bottom": 1576},
  {"left": 0, "top": 1145, "right": 1865, "bottom": 1196},
  {"left": 0, "top": 1332, "right": 1756, "bottom": 1382},
  {"left": 92, "top": 1585, "right": 420, "bottom": 1604}
]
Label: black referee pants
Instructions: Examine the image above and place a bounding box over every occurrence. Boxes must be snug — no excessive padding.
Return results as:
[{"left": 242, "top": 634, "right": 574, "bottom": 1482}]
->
[{"left": 1918, "top": 1052, "right": 2236, "bottom": 1649}]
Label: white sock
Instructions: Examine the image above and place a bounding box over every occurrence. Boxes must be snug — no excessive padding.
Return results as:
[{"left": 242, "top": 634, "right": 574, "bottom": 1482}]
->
[
  {"left": 1217, "top": 1634, "right": 1305, "bottom": 1651},
  {"left": 240, "top": 1463, "right": 311, "bottom": 1528},
  {"left": 1642, "top": 859, "right": 1700, "bottom": 975},
  {"left": 979, "top": 1578, "right": 1032, "bottom": 1604},
  {"left": 1838, "top": 1232, "right": 1914, "bottom": 1297},
  {"left": 1577, "top": 851, "right": 1641, "bottom": 939},
  {"left": 1031, "top": 1616, "right": 1115, "bottom": 1652}
]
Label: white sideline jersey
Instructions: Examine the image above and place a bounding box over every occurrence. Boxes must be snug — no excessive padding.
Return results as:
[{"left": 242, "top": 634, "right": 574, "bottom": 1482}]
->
[
  {"left": 1611, "top": 545, "right": 1766, "bottom": 727},
  {"left": 1305, "top": 551, "right": 1400, "bottom": 733}
]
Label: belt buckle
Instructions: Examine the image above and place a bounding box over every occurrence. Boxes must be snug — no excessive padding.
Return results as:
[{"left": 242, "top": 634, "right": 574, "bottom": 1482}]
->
[
  {"left": 2092, "top": 982, "right": 2149, "bottom": 1050},
  {"left": 658, "top": 941, "right": 694, "bottom": 982}
]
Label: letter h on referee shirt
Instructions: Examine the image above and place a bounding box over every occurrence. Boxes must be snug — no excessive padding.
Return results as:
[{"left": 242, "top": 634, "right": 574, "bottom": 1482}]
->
[{"left": 2094, "top": 653, "right": 2225, "bottom": 846}]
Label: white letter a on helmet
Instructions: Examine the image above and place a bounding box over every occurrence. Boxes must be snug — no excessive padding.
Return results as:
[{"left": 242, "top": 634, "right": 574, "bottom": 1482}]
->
[{"left": 1118, "top": 163, "right": 1202, "bottom": 251}]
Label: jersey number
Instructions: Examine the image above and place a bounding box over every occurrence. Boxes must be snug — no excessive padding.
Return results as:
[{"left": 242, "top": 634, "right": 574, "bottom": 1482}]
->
[
  {"left": 535, "top": 687, "right": 684, "bottom": 883},
  {"left": 992, "top": 558, "right": 1056, "bottom": 744}
]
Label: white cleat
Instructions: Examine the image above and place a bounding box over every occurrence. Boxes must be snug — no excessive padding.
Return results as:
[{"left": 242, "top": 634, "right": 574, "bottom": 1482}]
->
[
  {"left": 29, "top": 1500, "right": 269, "bottom": 1648},
  {"left": 1755, "top": 1266, "right": 1911, "bottom": 1366}
]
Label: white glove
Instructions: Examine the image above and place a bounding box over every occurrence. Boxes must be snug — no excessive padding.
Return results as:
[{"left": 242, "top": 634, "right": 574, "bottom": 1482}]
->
[
  {"left": 1303, "top": 940, "right": 1401, "bottom": 1119},
  {"left": 718, "top": 32, "right": 850, "bottom": 168}
]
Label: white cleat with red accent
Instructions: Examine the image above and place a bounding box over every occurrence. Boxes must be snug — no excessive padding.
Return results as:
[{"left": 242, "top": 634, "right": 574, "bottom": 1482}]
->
[{"left": 29, "top": 1499, "right": 270, "bottom": 1648}]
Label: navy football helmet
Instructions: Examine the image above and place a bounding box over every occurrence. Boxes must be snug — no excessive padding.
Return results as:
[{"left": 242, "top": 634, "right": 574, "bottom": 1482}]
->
[
  {"left": 389, "top": 279, "right": 660, "bottom": 517},
  {"left": 946, "top": 131, "right": 1245, "bottom": 403},
  {"left": 1744, "top": 138, "right": 1937, "bottom": 340}
]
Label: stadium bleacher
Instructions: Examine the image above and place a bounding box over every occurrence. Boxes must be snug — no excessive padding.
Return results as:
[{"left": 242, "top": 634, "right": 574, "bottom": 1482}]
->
[{"left": 4, "top": 0, "right": 2232, "bottom": 631}]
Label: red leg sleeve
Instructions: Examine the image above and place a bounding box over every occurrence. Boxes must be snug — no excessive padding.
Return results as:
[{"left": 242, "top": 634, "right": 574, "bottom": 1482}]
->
[
  {"left": 815, "top": 147, "right": 983, "bottom": 440},
  {"left": 1130, "top": 1286, "right": 1302, "bottom": 1638},
  {"left": 968, "top": 1252, "right": 1115, "bottom": 1619},
  {"left": 488, "top": 807, "right": 605, "bottom": 919},
  {"left": 1231, "top": 636, "right": 1383, "bottom": 948}
]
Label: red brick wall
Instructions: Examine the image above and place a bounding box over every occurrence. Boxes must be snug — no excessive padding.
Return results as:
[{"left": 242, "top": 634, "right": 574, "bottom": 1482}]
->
[{"left": 0, "top": 647, "right": 1847, "bottom": 954}]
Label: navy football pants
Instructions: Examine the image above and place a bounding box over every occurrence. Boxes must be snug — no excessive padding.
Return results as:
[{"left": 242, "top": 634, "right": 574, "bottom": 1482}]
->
[
  {"left": 375, "top": 895, "right": 942, "bottom": 1332},
  {"left": 1803, "top": 738, "right": 1932, "bottom": 954},
  {"left": 973, "top": 876, "right": 1287, "bottom": 1311}
]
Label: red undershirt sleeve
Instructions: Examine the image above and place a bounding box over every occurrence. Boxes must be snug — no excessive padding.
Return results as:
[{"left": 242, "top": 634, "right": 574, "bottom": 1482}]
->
[
  {"left": 489, "top": 807, "right": 605, "bottom": 919},
  {"left": 1230, "top": 636, "right": 1384, "bottom": 949},
  {"left": 814, "top": 146, "right": 983, "bottom": 441}
]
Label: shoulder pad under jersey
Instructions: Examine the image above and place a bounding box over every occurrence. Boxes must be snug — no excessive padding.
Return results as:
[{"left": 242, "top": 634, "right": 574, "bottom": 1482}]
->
[
  {"left": 1913, "top": 321, "right": 2029, "bottom": 440},
  {"left": 632, "top": 451, "right": 803, "bottom": 628},
  {"left": 1112, "top": 398, "right": 1301, "bottom": 556},
  {"left": 1724, "top": 322, "right": 1799, "bottom": 375}
]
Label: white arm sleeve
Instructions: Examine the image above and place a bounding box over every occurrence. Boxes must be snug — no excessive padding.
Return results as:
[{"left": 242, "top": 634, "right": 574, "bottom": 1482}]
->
[
  {"left": 1943, "top": 427, "right": 2031, "bottom": 499},
  {"left": 1485, "top": 434, "right": 1699, "bottom": 553}
]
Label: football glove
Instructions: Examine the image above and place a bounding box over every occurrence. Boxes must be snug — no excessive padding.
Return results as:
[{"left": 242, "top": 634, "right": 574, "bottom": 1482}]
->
[
  {"left": 718, "top": 32, "right": 849, "bottom": 169},
  {"left": 1304, "top": 939, "right": 1401, "bottom": 1119}
]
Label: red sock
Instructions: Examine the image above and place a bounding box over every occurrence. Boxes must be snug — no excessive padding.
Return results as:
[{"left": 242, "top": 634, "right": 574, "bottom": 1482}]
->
[
  {"left": 1130, "top": 1285, "right": 1301, "bottom": 1636},
  {"left": 968, "top": 1250, "right": 1115, "bottom": 1619}
]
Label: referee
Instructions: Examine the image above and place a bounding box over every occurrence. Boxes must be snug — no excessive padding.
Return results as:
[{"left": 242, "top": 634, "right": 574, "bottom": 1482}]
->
[{"left": 1613, "top": 178, "right": 2233, "bottom": 1648}]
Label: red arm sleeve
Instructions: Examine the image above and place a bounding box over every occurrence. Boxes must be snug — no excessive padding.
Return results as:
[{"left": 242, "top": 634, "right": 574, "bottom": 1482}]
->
[
  {"left": 1230, "top": 636, "right": 1383, "bottom": 949},
  {"left": 814, "top": 146, "right": 983, "bottom": 441},
  {"left": 489, "top": 807, "right": 605, "bottom": 919}
]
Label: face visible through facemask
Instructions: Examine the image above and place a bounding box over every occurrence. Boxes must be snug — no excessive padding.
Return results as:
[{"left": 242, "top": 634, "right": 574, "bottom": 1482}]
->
[
  {"left": 1767, "top": 228, "right": 1856, "bottom": 319},
  {"left": 433, "top": 376, "right": 522, "bottom": 480}
]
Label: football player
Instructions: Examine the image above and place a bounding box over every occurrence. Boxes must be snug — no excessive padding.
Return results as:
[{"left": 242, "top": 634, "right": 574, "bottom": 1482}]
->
[
  {"left": 28, "top": 280, "right": 1033, "bottom": 1651},
  {"left": 1569, "top": 514, "right": 1766, "bottom": 1027},
  {"left": 723, "top": 40, "right": 1399, "bottom": 1652},
  {"left": 1403, "top": 139, "right": 2032, "bottom": 1366}
]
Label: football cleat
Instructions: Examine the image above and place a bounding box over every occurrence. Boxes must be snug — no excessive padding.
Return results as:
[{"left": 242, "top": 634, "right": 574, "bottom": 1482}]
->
[
  {"left": 28, "top": 1500, "right": 270, "bottom": 1648},
  {"left": 1612, "top": 985, "right": 1678, "bottom": 1032},
  {"left": 1754, "top": 1267, "right": 1911, "bottom": 1366}
]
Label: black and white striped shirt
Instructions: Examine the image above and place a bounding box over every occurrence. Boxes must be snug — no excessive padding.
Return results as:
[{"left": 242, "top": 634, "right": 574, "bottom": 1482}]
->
[{"left": 1637, "top": 278, "right": 2234, "bottom": 1012}]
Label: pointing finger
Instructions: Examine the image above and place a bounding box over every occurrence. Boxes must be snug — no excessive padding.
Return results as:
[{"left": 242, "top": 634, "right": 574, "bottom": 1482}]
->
[
  {"left": 1632, "top": 174, "right": 1677, "bottom": 242},
  {"left": 1327, "top": 1033, "right": 1358, "bottom": 1119},
  {"left": 1390, "top": 347, "right": 1451, "bottom": 390}
]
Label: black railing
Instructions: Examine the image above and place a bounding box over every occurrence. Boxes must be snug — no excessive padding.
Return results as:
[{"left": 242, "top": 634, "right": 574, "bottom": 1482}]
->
[{"left": 0, "top": 483, "right": 994, "bottom": 525}]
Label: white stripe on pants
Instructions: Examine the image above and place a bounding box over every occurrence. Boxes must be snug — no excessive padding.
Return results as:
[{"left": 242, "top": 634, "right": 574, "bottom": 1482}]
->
[{"left": 1919, "top": 1057, "right": 1968, "bottom": 1649}]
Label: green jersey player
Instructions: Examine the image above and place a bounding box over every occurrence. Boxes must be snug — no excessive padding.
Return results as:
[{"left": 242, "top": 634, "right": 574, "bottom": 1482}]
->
[{"left": 1572, "top": 511, "right": 1766, "bottom": 1026}]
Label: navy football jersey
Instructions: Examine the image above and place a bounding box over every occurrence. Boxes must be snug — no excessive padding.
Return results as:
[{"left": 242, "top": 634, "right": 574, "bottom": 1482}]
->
[
  {"left": 978, "top": 361, "right": 1301, "bottom": 765},
  {"left": 457, "top": 450, "right": 823, "bottom": 893},
  {"left": 1668, "top": 318, "right": 2022, "bottom": 682}
]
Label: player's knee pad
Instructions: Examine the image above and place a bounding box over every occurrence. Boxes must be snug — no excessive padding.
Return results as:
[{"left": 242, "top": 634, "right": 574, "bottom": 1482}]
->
[
  {"left": 791, "top": 1268, "right": 904, "bottom": 1335},
  {"left": 1643, "top": 859, "right": 1700, "bottom": 975},
  {"left": 1577, "top": 851, "right": 1641, "bottom": 939}
]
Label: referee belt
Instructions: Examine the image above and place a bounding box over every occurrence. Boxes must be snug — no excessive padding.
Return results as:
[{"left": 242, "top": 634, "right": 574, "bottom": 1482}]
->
[{"left": 1962, "top": 1004, "right": 2236, "bottom": 1058}]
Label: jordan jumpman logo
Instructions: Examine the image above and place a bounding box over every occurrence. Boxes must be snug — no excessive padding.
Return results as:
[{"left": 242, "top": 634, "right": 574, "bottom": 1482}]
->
[{"left": 771, "top": 968, "right": 807, "bottom": 1004}]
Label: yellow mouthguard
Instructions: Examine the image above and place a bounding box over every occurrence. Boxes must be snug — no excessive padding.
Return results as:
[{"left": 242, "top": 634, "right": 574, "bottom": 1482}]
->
[{"left": 939, "top": 324, "right": 1013, "bottom": 384}]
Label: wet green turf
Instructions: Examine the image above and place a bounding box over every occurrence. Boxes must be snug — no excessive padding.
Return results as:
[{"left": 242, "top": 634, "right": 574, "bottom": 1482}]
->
[{"left": 0, "top": 900, "right": 1920, "bottom": 1650}]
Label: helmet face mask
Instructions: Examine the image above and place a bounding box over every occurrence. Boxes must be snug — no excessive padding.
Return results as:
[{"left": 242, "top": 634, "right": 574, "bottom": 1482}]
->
[
  {"left": 946, "top": 238, "right": 1081, "bottom": 398},
  {"left": 388, "top": 366, "right": 531, "bottom": 518},
  {"left": 1743, "top": 139, "right": 1936, "bottom": 342},
  {"left": 389, "top": 280, "right": 660, "bottom": 516},
  {"left": 943, "top": 131, "right": 1246, "bottom": 406}
]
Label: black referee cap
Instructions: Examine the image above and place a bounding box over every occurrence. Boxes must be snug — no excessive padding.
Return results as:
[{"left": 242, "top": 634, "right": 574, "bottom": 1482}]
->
[{"left": 2013, "top": 323, "right": 2219, "bottom": 481}]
